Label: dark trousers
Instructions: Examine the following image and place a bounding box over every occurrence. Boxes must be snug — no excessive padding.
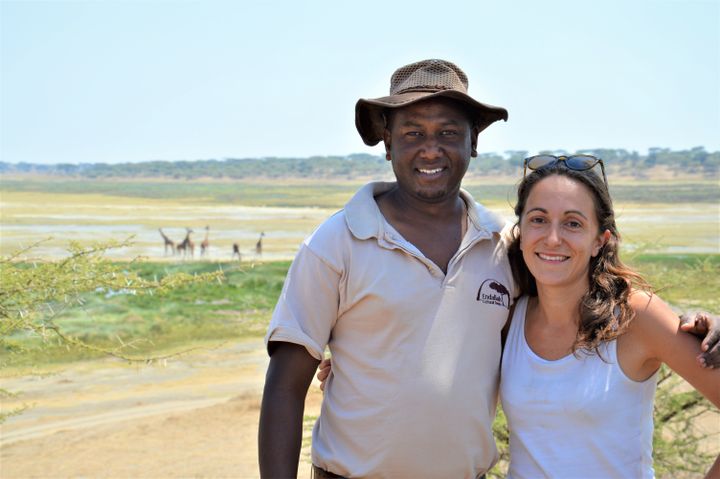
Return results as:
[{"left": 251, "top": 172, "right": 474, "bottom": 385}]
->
[
  {"left": 311, "top": 465, "right": 346, "bottom": 479},
  {"left": 311, "top": 465, "right": 486, "bottom": 478}
]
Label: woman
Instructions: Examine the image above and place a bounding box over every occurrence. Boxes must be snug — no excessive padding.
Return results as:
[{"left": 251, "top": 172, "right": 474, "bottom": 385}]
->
[
  {"left": 500, "top": 155, "right": 719, "bottom": 478},
  {"left": 318, "top": 155, "right": 719, "bottom": 477}
]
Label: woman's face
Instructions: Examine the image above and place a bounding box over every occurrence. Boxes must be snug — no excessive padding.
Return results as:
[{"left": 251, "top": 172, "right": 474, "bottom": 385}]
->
[{"left": 519, "top": 174, "right": 607, "bottom": 292}]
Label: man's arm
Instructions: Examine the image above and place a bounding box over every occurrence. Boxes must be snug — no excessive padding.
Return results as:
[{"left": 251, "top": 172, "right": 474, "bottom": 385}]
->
[
  {"left": 259, "top": 342, "right": 321, "bottom": 478},
  {"left": 679, "top": 312, "right": 720, "bottom": 368}
]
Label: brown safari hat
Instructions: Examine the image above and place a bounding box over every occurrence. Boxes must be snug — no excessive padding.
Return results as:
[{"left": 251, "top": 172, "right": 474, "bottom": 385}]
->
[{"left": 355, "top": 59, "right": 508, "bottom": 146}]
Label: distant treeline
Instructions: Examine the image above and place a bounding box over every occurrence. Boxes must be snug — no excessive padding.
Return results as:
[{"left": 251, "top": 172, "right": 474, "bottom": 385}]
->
[{"left": 2, "top": 147, "right": 718, "bottom": 179}]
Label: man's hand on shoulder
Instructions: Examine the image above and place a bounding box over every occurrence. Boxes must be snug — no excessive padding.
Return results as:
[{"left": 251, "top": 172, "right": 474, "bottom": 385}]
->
[{"left": 679, "top": 312, "right": 720, "bottom": 368}]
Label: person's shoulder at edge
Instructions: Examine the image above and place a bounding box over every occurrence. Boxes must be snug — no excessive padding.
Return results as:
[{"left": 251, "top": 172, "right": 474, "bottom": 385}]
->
[
  {"left": 460, "top": 188, "right": 507, "bottom": 239},
  {"left": 299, "top": 209, "right": 349, "bottom": 273},
  {"left": 470, "top": 199, "right": 513, "bottom": 251},
  {"left": 299, "top": 181, "right": 379, "bottom": 273},
  {"left": 304, "top": 180, "right": 391, "bottom": 254},
  {"left": 463, "top": 192, "right": 517, "bottom": 301}
]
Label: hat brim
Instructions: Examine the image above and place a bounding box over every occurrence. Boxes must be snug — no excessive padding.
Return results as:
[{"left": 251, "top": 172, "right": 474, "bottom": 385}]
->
[{"left": 355, "top": 90, "right": 509, "bottom": 146}]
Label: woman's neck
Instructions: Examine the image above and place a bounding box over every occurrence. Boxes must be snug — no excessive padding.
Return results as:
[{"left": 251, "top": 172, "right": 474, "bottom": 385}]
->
[{"left": 533, "top": 282, "right": 588, "bottom": 327}]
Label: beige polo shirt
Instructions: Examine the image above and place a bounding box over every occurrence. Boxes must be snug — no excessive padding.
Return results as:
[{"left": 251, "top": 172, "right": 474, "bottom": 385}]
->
[{"left": 266, "top": 182, "right": 515, "bottom": 478}]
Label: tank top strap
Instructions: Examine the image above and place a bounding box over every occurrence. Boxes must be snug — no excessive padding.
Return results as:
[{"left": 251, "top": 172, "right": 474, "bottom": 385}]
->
[
  {"left": 508, "top": 296, "right": 528, "bottom": 341},
  {"left": 505, "top": 296, "right": 529, "bottom": 352}
]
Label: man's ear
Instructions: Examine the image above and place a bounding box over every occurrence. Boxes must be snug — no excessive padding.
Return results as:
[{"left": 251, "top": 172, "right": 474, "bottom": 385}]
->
[
  {"left": 383, "top": 129, "right": 392, "bottom": 161},
  {"left": 470, "top": 125, "right": 480, "bottom": 158}
]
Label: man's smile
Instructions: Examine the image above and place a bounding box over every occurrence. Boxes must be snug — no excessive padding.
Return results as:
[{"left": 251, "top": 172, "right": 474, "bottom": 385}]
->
[{"left": 416, "top": 167, "right": 446, "bottom": 176}]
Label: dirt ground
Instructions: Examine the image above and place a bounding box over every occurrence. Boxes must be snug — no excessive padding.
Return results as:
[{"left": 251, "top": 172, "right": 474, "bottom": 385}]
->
[
  {"left": 0, "top": 340, "right": 322, "bottom": 479},
  {"left": 2, "top": 340, "right": 717, "bottom": 478}
]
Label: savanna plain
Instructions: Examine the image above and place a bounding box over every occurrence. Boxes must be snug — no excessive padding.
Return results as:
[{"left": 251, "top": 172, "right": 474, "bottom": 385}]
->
[{"left": 1, "top": 177, "right": 718, "bottom": 478}]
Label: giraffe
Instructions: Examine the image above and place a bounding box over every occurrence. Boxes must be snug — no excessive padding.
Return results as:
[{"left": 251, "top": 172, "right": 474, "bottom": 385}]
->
[
  {"left": 255, "top": 231, "right": 265, "bottom": 256},
  {"left": 176, "top": 228, "right": 195, "bottom": 259},
  {"left": 232, "top": 243, "right": 242, "bottom": 261},
  {"left": 158, "top": 228, "right": 176, "bottom": 256},
  {"left": 200, "top": 226, "right": 210, "bottom": 257}
]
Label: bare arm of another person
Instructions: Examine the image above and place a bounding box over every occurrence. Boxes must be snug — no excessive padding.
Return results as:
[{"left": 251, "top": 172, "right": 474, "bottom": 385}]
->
[
  {"left": 680, "top": 312, "right": 720, "bottom": 368},
  {"left": 259, "top": 342, "right": 320, "bottom": 478},
  {"left": 627, "top": 293, "right": 720, "bottom": 479}
]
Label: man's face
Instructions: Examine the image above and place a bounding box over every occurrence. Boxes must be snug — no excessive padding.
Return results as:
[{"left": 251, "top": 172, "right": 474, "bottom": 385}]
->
[{"left": 383, "top": 98, "right": 479, "bottom": 203}]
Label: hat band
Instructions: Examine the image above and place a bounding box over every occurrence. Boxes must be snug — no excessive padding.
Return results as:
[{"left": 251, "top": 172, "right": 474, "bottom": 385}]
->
[{"left": 393, "top": 85, "right": 466, "bottom": 95}]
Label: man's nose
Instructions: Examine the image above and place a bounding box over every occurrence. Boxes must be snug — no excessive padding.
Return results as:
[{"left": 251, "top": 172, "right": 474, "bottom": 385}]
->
[{"left": 420, "top": 137, "right": 443, "bottom": 159}]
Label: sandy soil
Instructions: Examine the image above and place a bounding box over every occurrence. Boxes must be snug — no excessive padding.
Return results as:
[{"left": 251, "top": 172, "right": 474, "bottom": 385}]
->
[
  {"left": 0, "top": 340, "right": 322, "bottom": 479},
  {"left": 2, "top": 339, "right": 716, "bottom": 479}
]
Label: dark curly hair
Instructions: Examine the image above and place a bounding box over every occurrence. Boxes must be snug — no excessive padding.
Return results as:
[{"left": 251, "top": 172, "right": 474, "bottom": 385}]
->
[{"left": 508, "top": 164, "right": 650, "bottom": 354}]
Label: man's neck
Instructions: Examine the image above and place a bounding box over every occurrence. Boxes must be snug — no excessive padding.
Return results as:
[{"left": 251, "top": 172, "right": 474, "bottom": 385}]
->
[
  {"left": 374, "top": 185, "right": 468, "bottom": 274},
  {"left": 377, "top": 185, "right": 466, "bottom": 222}
]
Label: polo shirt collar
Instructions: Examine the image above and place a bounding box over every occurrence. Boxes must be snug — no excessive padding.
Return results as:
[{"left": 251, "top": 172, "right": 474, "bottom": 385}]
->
[{"left": 344, "top": 181, "right": 505, "bottom": 241}]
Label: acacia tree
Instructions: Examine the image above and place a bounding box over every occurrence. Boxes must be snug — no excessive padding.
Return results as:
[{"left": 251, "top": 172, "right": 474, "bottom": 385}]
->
[{"left": 0, "top": 239, "right": 223, "bottom": 421}]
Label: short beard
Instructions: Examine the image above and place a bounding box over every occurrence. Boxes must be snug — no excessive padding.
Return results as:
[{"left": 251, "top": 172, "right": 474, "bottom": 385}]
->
[{"left": 412, "top": 186, "right": 452, "bottom": 202}]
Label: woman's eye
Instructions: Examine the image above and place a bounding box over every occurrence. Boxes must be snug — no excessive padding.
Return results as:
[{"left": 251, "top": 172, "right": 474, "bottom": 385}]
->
[
  {"left": 529, "top": 217, "right": 545, "bottom": 224},
  {"left": 566, "top": 220, "right": 582, "bottom": 228}
]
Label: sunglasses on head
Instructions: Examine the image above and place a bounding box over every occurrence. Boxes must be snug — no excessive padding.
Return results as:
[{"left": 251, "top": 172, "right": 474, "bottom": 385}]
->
[{"left": 523, "top": 154, "right": 608, "bottom": 188}]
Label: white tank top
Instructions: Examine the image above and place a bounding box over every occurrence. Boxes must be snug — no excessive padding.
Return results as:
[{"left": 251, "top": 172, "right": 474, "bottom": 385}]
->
[{"left": 500, "top": 296, "right": 658, "bottom": 479}]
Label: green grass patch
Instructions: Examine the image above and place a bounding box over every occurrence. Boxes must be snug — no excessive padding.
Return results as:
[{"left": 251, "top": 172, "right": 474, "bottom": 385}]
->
[
  {"left": 3, "top": 255, "right": 717, "bottom": 371},
  {"left": 1, "top": 261, "right": 290, "bottom": 369},
  {"left": 627, "top": 253, "right": 720, "bottom": 311}
]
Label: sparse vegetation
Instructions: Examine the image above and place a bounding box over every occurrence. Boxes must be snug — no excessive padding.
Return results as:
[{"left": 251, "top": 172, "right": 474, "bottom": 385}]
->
[
  {"left": 1, "top": 168, "right": 717, "bottom": 474},
  {"left": 1, "top": 147, "right": 718, "bottom": 180}
]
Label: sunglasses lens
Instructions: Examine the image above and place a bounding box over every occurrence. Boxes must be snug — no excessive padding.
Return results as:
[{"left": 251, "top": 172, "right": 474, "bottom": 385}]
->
[
  {"left": 527, "top": 155, "right": 557, "bottom": 170},
  {"left": 566, "top": 156, "right": 598, "bottom": 170}
]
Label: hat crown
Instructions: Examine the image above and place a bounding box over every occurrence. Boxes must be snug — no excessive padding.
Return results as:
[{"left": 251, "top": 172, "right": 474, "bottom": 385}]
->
[{"left": 390, "top": 59, "right": 469, "bottom": 96}]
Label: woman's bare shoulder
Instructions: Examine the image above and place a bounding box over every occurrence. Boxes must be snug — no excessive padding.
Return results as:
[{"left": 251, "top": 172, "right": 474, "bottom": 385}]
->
[{"left": 628, "top": 290, "right": 677, "bottom": 330}]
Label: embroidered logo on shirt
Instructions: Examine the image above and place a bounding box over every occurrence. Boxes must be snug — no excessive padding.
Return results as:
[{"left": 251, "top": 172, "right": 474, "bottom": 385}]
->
[{"left": 476, "top": 279, "right": 510, "bottom": 309}]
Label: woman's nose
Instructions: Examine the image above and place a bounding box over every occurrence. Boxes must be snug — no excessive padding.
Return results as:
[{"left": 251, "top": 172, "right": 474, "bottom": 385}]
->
[{"left": 545, "top": 224, "right": 562, "bottom": 246}]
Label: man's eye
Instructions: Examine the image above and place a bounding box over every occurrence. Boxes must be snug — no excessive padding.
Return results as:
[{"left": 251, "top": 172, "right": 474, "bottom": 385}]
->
[
  {"left": 440, "top": 130, "right": 458, "bottom": 136},
  {"left": 405, "top": 131, "right": 422, "bottom": 137}
]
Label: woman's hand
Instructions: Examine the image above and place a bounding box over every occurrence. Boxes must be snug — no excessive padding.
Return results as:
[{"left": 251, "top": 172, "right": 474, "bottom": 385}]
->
[{"left": 317, "top": 358, "right": 332, "bottom": 391}]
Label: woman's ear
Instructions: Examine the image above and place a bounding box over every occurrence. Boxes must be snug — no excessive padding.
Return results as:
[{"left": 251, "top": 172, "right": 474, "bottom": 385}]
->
[{"left": 593, "top": 230, "right": 612, "bottom": 257}]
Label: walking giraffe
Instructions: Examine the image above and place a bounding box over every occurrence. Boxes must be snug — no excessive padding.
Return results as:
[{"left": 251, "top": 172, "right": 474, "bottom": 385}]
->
[
  {"left": 200, "top": 226, "right": 210, "bottom": 257},
  {"left": 255, "top": 232, "right": 265, "bottom": 256},
  {"left": 176, "top": 228, "right": 195, "bottom": 259},
  {"left": 232, "top": 243, "right": 242, "bottom": 261},
  {"left": 158, "top": 228, "right": 176, "bottom": 256}
]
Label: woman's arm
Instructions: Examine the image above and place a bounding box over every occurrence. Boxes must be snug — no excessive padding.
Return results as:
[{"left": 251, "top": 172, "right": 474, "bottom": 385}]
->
[
  {"left": 628, "top": 291, "right": 720, "bottom": 407},
  {"left": 625, "top": 292, "right": 720, "bottom": 477}
]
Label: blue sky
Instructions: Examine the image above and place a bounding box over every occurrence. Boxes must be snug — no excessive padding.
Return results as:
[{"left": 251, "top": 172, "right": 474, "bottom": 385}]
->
[{"left": 1, "top": 0, "right": 718, "bottom": 165}]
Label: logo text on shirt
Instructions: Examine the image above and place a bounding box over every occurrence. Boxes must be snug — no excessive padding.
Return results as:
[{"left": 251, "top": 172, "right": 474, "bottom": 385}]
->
[{"left": 476, "top": 279, "right": 510, "bottom": 309}]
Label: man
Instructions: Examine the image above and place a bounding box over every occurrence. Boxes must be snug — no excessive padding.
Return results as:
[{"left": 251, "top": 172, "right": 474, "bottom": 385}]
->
[
  {"left": 258, "top": 59, "right": 719, "bottom": 478},
  {"left": 260, "top": 58, "right": 515, "bottom": 478}
]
